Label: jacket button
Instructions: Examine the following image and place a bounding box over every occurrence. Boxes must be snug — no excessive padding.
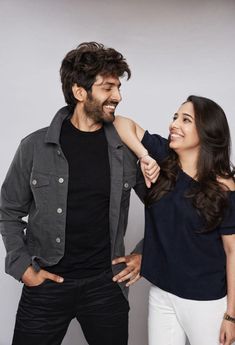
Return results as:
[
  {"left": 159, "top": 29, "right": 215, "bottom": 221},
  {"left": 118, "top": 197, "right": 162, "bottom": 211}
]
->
[
  {"left": 57, "top": 208, "right": 62, "bottom": 214},
  {"left": 32, "top": 179, "right": 37, "bottom": 186},
  {"left": 55, "top": 237, "right": 61, "bottom": 243},
  {"left": 58, "top": 178, "right": 64, "bottom": 184},
  {"left": 57, "top": 150, "right": 61, "bottom": 155},
  {"left": 124, "top": 182, "right": 129, "bottom": 188}
]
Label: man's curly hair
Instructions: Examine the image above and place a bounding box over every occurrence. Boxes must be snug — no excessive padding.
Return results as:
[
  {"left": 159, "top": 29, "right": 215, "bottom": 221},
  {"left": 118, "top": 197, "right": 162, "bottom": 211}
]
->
[{"left": 60, "top": 42, "right": 131, "bottom": 109}]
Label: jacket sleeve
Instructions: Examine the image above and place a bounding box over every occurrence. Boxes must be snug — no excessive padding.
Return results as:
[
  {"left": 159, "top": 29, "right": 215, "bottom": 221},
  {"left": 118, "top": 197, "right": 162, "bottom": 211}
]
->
[{"left": 0, "top": 139, "right": 34, "bottom": 281}]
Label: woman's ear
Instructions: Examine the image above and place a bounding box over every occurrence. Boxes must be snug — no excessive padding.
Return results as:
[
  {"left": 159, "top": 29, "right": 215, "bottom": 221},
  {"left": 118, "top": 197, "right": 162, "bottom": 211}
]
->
[{"left": 72, "top": 84, "right": 87, "bottom": 102}]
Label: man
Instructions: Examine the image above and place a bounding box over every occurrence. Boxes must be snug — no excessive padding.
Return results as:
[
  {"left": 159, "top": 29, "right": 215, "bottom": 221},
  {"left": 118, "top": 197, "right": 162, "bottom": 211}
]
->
[{"left": 0, "top": 42, "right": 158, "bottom": 345}]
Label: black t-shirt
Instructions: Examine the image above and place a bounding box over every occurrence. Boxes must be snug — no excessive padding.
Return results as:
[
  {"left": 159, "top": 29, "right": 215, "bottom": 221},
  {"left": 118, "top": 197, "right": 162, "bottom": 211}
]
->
[
  {"left": 47, "top": 119, "right": 111, "bottom": 278},
  {"left": 141, "top": 131, "right": 235, "bottom": 300}
]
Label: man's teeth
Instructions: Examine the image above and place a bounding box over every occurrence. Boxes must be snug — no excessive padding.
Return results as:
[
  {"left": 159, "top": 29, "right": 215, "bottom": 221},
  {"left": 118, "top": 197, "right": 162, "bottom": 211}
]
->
[{"left": 105, "top": 105, "right": 115, "bottom": 109}]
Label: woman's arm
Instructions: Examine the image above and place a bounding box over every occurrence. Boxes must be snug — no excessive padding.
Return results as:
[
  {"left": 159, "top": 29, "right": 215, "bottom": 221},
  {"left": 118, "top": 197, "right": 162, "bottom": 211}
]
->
[
  {"left": 216, "top": 177, "right": 235, "bottom": 344},
  {"left": 114, "top": 115, "right": 160, "bottom": 187},
  {"left": 220, "top": 234, "right": 235, "bottom": 345},
  {"left": 114, "top": 116, "right": 148, "bottom": 159}
]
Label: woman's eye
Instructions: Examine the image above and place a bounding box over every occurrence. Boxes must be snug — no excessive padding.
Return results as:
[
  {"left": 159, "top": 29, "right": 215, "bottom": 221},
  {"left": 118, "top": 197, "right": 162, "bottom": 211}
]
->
[{"left": 183, "top": 118, "right": 191, "bottom": 123}]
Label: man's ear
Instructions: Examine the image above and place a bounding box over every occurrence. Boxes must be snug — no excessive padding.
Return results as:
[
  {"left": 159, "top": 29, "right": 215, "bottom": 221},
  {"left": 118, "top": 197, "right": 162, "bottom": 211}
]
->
[{"left": 72, "top": 84, "right": 87, "bottom": 102}]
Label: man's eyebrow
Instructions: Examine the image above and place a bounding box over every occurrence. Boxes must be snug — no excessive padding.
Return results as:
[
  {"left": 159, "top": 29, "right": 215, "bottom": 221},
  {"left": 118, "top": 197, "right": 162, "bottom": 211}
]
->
[{"left": 102, "top": 81, "right": 121, "bottom": 88}]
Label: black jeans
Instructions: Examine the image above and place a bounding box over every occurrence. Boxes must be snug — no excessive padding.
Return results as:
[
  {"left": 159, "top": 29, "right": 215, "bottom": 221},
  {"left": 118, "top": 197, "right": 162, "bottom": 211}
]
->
[{"left": 12, "top": 270, "right": 129, "bottom": 345}]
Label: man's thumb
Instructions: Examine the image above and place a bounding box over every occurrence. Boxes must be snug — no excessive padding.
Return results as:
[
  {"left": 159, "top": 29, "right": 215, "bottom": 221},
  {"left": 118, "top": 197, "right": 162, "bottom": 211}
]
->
[{"left": 46, "top": 272, "right": 64, "bottom": 283}]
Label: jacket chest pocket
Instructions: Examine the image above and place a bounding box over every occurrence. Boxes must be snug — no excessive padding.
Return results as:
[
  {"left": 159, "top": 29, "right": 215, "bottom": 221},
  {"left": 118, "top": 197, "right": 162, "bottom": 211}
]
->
[{"left": 30, "top": 172, "right": 50, "bottom": 209}]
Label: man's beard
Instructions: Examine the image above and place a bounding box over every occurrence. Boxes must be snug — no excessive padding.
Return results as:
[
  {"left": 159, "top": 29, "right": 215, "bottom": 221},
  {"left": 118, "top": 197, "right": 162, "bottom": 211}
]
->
[{"left": 84, "top": 93, "right": 116, "bottom": 124}]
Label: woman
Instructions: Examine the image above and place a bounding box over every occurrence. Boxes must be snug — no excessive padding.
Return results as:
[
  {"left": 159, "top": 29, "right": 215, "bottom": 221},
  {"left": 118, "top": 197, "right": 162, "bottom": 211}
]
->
[{"left": 114, "top": 95, "right": 235, "bottom": 345}]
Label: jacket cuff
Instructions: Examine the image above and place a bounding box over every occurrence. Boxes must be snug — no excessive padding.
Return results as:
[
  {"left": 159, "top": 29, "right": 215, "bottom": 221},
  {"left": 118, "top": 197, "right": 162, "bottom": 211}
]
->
[{"left": 6, "top": 253, "right": 33, "bottom": 281}]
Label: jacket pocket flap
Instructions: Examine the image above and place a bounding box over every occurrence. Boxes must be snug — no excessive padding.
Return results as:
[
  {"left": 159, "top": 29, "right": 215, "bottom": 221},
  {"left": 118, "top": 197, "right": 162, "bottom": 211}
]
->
[{"left": 30, "top": 173, "right": 50, "bottom": 188}]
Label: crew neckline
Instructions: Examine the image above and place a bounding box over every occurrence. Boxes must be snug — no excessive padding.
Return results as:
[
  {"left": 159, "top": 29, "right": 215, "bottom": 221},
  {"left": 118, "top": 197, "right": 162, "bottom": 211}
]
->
[{"left": 67, "top": 119, "right": 103, "bottom": 135}]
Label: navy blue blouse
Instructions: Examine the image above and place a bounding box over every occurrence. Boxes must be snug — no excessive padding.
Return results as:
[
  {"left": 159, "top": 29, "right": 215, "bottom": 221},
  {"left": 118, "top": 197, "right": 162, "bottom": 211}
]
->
[{"left": 141, "top": 131, "right": 235, "bottom": 300}]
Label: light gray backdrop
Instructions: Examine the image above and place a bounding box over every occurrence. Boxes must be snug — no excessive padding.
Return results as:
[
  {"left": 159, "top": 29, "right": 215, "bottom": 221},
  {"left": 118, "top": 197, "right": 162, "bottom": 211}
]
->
[{"left": 0, "top": 0, "right": 235, "bottom": 344}]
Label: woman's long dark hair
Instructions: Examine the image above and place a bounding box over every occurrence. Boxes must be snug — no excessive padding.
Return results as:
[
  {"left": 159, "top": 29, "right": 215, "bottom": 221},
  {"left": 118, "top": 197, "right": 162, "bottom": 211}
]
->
[{"left": 146, "top": 95, "right": 235, "bottom": 232}]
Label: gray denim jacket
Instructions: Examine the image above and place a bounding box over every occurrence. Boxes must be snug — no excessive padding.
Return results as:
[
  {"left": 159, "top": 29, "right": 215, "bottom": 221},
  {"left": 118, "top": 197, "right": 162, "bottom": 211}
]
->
[{"left": 0, "top": 106, "right": 145, "bottom": 298}]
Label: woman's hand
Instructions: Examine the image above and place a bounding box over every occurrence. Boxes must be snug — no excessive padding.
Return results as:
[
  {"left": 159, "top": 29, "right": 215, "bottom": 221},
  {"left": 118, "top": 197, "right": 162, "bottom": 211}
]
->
[
  {"left": 140, "top": 155, "right": 160, "bottom": 188},
  {"left": 220, "top": 319, "right": 235, "bottom": 345}
]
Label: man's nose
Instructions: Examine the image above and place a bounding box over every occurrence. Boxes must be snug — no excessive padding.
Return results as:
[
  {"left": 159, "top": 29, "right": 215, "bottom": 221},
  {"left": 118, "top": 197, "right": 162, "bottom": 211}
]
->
[{"left": 111, "top": 88, "right": 122, "bottom": 103}]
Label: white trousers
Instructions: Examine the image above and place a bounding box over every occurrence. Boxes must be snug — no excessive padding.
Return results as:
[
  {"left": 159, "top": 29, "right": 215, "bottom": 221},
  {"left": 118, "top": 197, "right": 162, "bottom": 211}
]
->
[{"left": 148, "top": 285, "right": 230, "bottom": 345}]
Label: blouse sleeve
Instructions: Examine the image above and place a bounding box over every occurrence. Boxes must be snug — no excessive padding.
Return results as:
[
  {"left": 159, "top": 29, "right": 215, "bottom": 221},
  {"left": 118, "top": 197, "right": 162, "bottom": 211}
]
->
[
  {"left": 219, "top": 192, "right": 235, "bottom": 235},
  {"left": 141, "top": 130, "right": 169, "bottom": 162}
]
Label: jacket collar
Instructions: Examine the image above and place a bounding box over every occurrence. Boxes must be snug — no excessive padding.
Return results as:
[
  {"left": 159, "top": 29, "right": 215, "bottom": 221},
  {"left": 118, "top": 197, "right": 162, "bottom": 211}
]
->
[
  {"left": 45, "top": 106, "right": 71, "bottom": 144},
  {"left": 45, "top": 105, "right": 123, "bottom": 149}
]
